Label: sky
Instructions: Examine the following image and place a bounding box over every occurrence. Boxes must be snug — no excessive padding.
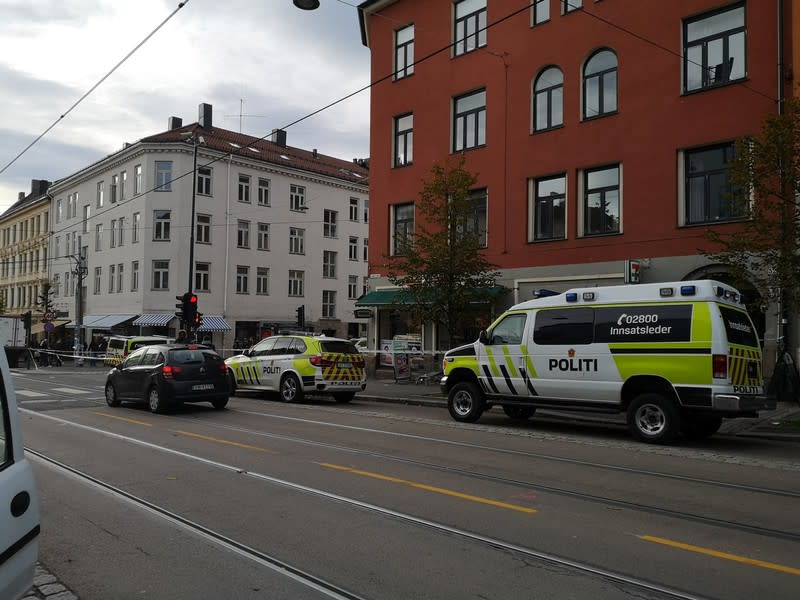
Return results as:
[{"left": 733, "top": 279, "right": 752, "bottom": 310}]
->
[{"left": 0, "top": 0, "right": 372, "bottom": 213}]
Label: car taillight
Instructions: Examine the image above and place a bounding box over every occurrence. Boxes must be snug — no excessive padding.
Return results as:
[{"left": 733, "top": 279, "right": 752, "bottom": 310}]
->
[
  {"left": 309, "top": 355, "right": 333, "bottom": 367},
  {"left": 162, "top": 365, "right": 182, "bottom": 378},
  {"left": 713, "top": 354, "right": 728, "bottom": 379},
  {"left": 220, "top": 363, "right": 228, "bottom": 373}
]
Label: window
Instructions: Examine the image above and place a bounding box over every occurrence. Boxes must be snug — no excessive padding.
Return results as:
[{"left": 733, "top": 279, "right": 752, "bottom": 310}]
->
[
  {"left": 56, "top": 198, "right": 62, "bottom": 223},
  {"left": 110, "top": 219, "right": 117, "bottom": 248},
  {"left": 562, "top": 0, "right": 582, "bottom": 14},
  {"left": 395, "top": 24, "right": 414, "bottom": 79},
  {"left": 238, "top": 174, "right": 250, "bottom": 203},
  {"left": 257, "top": 222, "right": 270, "bottom": 250},
  {"left": 322, "top": 290, "right": 337, "bottom": 318},
  {"left": 117, "top": 217, "right": 124, "bottom": 246},
  {"left": 684, "top": 2, "right": 745, "bottom": 92},
  {"left": 454, "top": 0, "right": 486, "bottom": 56},
  {"left": 530, "top": 174, "right": 566, "bottom": 241},
  {"left": 583, "top": 165, "right": 620, "bottom": 236},
  {"left": 236, "top": 265, "right": 249, "bottom": 294},
  {"left": 583, "top": 49, "right": 617, "bottom": 119},
  {"left": 349, "top": 236, "right": 358, "bottom": 261},
  {"left": 290, "top": 184, "right": 306, "bottom": 211},
  {"left": 110, "top": 174, "right": 118, "bottom": 203},
  {"left": 289, "top": 227, "right": 305, "bottom": 254},
  {"left": 117, "top": 263, "right": 124, "bottom": 293},
  {"left": 349, "top": 197, "right": 359, "bottom": 221},
  {"left": 155, "top": 161, "right": 172, "bottom": 191},
  {"left": 533, "top": 0, "right": 550, "bottom": 24},
  {"left": 65, "top": 272, "right": 71, "bottom": 297},
  {"left": 453, "top": 89, "right": 486, "bottom": 151},
  {"left": 534, "top": 308, "right": 594, "bottom": 345},
  {"left": 323, "top": 250, "right": 337, "bottom": 279},
  {"left": 109, "top": 264, "right": 116, "bottom": 293},
  {"left": 95, "top": 224, "right": 103, "bottom": 251},
  {"left": 348, "top": 275, "right": 358, "bottom": 300},
  {"left": 94, "top": 267, "right": 101, "bottom": 295},
  {"left": 456, "top": 189, "right": 488, "bottom": 248},
  {"left": 96, "top": 181, "right": 104, "bottom": 208},
  {"left": 195, "top": 262, "right": 210, "bottom": 292},
  {"left": 323, "top": 209, "right": 337, "bottom": 238},
  {"left": 533, "top": 67, "right": 563, "bottom": 132},
  {"left": 198, "top": 167, "right": 212, "bottom": 195},
  {"left": 488, "top": 313, "right": 527, "bottom": 345},
  {"left": 152, "top": 260, "right": 169, "bottom": 290},
  {"left": 237, "top": 220, "right": 250, "bottom": 248},
  {"left": 120, "top": 171, "right": 127, "bottom": 200},
  {"left": 256, "top": 267, "right": 269, "bottom": 295},
  {"left": 258, "top": 178, "right": 270, "bottom": 205},
  {"left": 131, "top": 261, "right": 139, "bottom": 292},
  {"left": 197, "top": 214, "right": 211, "bottom": 243},
  {"left": 132, "top": 212, "right": 140, "bottom": 243},
  {"left": 394, "top": 113, "right": 413, "bottom": 167},
  {"left": 684, "top": 143, "right": 744, "bottom": 224},
  {"left": 363, "top": 238, "right": 369, "bottom": 262},
  {"left": 392, "top": 203, "right": 415, "bottom": 255},
  {"left": 289, "top": 270, "right": 304, "bottom": 297},
  {"left": 363, "top": 198, "right": 369, "bottom": 223},
  {"left": 134, "top": 164, "right": 142, "bottom": 195},
  {"left": 82, "top": 205, "right": 90, "bottom": 233},
  {"left": 153, "top": 210, "right": 171, "bottom": 240}
]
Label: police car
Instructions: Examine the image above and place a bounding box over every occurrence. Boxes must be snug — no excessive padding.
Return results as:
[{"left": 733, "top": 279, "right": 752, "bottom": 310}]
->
[
  {"left": 225, "top": 334, "right": 366, "bottom": 403},
  {"left": 440, "top": 280, "right": 772, "bottom": 444}
]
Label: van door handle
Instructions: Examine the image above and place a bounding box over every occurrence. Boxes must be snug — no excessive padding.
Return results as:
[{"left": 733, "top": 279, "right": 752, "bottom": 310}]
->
[{"left": 10, "top": 491, "right": 31, "bottom": 517}]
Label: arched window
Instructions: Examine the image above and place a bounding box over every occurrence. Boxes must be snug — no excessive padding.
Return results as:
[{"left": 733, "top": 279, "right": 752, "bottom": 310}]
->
[
  {"left": 533, "top": 66, "right": 563, "bottom": 132},
  {"left": 583, "top": 49, "right": 617, "bottom": 119}
]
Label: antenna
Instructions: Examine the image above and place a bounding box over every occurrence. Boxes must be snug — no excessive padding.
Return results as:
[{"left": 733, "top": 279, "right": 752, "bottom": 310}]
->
[{"left": 224, "top": 98, "right": 269, "bottom": 133}]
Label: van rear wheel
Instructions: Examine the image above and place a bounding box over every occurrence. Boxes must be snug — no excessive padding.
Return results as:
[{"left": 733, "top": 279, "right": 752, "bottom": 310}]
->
[
  {"left": 448, "top": 381, "right": 485, "bottom": 423},
  {"left": 627, "top": 393, "right": 680, "bottom": 444}
]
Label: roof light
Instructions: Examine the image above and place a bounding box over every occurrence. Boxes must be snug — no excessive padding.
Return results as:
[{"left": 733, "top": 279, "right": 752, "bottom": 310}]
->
[
  {"left": 582, "top": 292, "right": 595, "bottom": 301},
  {"left": 565, "top": 292, "right": 578, "bottom": 302},
  {"left": 680, "top": 285, "right": 697, "bottom": 296},
  {"left": 714, "top": 286, "right": 725, "bottom": 297},
  {"left": 659, "top": 287, "right": 675, "bottom": 297},
  {"left": 533, "top": 289, "right": 559, "bottom": 298}
]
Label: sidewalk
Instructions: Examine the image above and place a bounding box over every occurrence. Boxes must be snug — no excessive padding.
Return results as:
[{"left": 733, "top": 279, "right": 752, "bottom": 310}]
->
[{"left": 359, "top": 375, "right": 800, "bottom": 442}]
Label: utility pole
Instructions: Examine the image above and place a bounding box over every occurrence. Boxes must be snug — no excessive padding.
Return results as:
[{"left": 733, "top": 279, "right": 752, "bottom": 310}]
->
[{"left": 73, "top": 239, "right": 87, "bottom": 364}]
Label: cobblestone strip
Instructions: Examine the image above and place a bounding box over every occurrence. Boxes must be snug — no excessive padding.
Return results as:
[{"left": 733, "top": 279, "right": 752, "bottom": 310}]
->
[{"left": 21, "top": 563, "right": 78, "bottom": 600}]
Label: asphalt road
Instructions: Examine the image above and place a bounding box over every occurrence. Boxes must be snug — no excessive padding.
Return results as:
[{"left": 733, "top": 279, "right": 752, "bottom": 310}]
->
[{"left": 12, "top": 367, "right": 800, "bottom": 600}]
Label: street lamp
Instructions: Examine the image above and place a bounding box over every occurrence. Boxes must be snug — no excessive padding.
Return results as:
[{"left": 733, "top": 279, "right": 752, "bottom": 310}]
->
[
  {"left": 181, "top": 134, "right": 205, "bottom": 300},
  {"left": 293, "top": 0, "right": 320, "bottom": 9}
]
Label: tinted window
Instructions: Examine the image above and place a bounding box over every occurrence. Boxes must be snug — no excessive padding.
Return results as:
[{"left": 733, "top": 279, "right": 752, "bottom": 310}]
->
[
  {"left": 534, "top": 308, "right": 594, "bottom": 345},
  {"left": 251, "top": 337, "right": 276, "bottom": 357},
  {"left": 594, "top": 305, "right": 692, "bottom": 343},
  {"left": 169, "top": 349, "right": 205, "bottom": 364},
  {"left": 718, "top": 305, "right": 759, "bottom": 347},
  {"left": 123, "top": 348, "right": 146, "bottom": 368},
  {"left": 288, "top": 338, "right": 308, "bottom": 354},
  {"left": 140, "top": 348, "right": 162, "bottom": 366},
  {"left": 271, "top": 337, "right": 292, "bottom": 355},
  {"left": 488, "top": 313, "right": 527, "bottom": 345},
  {"left": 319, "top": 340, "right": 358, "bottom": 354},
  {"left": 108, "top": 339, "right": 125, "bottom": 350}
]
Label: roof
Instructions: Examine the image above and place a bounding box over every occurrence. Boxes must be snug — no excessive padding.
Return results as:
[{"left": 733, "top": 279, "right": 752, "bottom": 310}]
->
[
  {"left": 141, "top": 123, "right": 369, "bottom": 185},
  {"left": 357, "top": 0, "right": 398, "bottom": 47}
]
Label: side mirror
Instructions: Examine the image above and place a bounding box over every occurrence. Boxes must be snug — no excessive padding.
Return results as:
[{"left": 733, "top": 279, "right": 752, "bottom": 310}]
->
[
  {"left": 478, "top": 330, "right": 489, "bottom": 344},
  {"left": 243, "top": 349, "right": 252, "bottom": 357}
]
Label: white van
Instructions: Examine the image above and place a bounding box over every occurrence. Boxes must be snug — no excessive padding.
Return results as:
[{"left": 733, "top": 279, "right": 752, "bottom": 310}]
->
[
  {"left": 0, "top": 349, "right": 40, "bottom": 598},
  {"left": 440, "top": 280, "right": 773, "bottom": 444}
]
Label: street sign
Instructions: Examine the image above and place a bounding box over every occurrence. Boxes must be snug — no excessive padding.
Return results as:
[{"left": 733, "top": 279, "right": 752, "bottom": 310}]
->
[{"left": 44, "top": 322, "right": 54, "bottom": 332}]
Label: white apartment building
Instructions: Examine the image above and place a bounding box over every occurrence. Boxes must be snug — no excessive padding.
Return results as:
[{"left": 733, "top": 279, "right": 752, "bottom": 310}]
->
[{"left": 47, "top": 103, "right": 369, "bottom": 352}]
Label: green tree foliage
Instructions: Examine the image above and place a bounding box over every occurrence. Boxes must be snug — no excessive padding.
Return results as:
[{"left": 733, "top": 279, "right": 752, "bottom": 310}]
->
[
  {"left": 704, "top": 100, "right": 800, "bottom": 310},
  {"left": 36, "top": 281, "right": 56, "bottom": 322},
  {"left": 384, "top": 156, "right": 500, "bottom": 345}
]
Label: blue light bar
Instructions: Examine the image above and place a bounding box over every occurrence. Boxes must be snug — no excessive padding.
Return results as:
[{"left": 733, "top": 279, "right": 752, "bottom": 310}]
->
[
  {"left": 680, "top": 285, "right": 697, "bottom": 296},
  {"left": 533, "top": 288, "right": 559, "bottom": 298},
  {"left": 565, "top": 292, "right": 578, "bottom": 302}
]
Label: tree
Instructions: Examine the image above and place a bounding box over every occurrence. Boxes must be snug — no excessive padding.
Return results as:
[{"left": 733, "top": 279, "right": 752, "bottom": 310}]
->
[
  {"left": 384, "top": 155, "right": 500, "bottom": 346},
  {"left": 36, "top": 281, "right": 56, "bottom": 322},
  {"left": 703, "top": 100, "right": 800, "bottom": 342}
]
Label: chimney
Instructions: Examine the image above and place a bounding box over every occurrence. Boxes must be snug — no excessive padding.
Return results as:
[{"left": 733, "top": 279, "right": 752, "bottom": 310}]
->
[
  {"left": 18, "top": 192, "right": 25, "bottom": 201},
  {"left": 198, "top": 103, "right": 212, "bottom": 129},
  {"left": 270, "top": 128, "right": 287, "bottom": 147},
  {"left": 168, "top": 116, "right": 183, "bottom": 130},
  {"left": 312, "top": 149, "right": 318, "bottom": 159},
  {"left": 30, "top": 179, "right": 50, "bottom": 198}
]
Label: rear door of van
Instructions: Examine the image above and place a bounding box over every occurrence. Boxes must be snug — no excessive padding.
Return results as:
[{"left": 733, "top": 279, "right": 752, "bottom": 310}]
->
[{"left": 0, "top": 349, "right": 39, "bottom": 599}]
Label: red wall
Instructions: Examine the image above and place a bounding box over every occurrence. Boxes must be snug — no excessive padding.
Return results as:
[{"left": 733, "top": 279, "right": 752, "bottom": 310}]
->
[{"left": 364, "top": 0, "right": 783, "bottom": 273}]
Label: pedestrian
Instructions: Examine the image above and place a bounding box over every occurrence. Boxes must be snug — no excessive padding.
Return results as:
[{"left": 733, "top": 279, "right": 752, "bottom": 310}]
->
[
  {"left": 39, "top": 338, "right": 49, "bottom": 367},
  {"left": 176, "top": 329, "right": 188, "bottom": 344},
  {"left": 88, "top": 337, "right": 99, "bottom": 367},
  {"left": 201, "top": 335, "right": 215, "bottom": 350}
]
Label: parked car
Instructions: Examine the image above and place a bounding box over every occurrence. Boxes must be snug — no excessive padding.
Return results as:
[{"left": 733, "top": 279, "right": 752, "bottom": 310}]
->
[
  {"left": 226, "top": 335, "right": 366, "bottom": 403},
  {"left": 104, "top": 335, "right": 172, "bottom": 366},
  {"left": 350, "top": 337, "right": 368, "bottom": 352},
  {"left": 104, "top": 344, "right": 230, "bottom": 413}
]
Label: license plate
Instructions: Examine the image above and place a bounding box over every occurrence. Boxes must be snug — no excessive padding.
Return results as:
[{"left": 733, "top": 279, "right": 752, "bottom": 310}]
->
[
  {"left": 337, "top": 362, "right": 352, "bottom": 368},
  {"left": 192, "top": 384, "right": 215, "bottom": 391}
]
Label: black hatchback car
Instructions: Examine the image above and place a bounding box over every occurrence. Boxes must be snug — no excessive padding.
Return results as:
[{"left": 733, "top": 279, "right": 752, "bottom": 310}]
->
[{"left": 104, "top": 344, "right": 230, "bottom": 413}]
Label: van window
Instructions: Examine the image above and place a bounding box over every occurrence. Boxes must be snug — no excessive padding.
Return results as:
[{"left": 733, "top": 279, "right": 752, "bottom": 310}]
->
[
  {"left": 319, "top": 340, "right": 354, "bottom": 354},
  {"left": 488, "top": 314, "right": 527, "bottom": 345},
  {"left": 594, "top": 305, "right": 692, "bottom": 343},
  {"left": 718, "top": 305, "right": 759, "bottom": 347},
  {"left": 108, "top": 339, "right": 125, "bottom": 350},
  {"left": 534, "top": 308, "right": 594, "bottom": 345}
]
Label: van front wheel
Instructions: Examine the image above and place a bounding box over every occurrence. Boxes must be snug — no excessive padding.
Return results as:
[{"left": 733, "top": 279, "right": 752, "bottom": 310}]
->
[
  {"left": 627, "top": 393, "right": 679, "bottom": 444},
  {"left": 448, "top": 381, "right": 485, "bottom": 423}
]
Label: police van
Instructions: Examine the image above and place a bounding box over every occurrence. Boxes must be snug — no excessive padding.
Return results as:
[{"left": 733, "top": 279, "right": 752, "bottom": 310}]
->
[{"left": 440, "top": 280, "right": 773, "bottom": 444}]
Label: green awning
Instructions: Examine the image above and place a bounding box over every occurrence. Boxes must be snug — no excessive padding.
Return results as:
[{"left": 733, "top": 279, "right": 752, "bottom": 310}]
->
[{"left": 356, "top": 286, "right": 506, "bottom": 307}]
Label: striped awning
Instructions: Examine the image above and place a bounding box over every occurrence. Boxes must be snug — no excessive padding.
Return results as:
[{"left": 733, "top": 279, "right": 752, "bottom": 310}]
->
[
  {"left": 133, "top": 313, "right": 175, "bottom": 326},
  {"left": 196, "top": 315, "right": 232, "bottom": 331},
  {"left": 77, "top": 314, "right": 137, "bottom": 328}
]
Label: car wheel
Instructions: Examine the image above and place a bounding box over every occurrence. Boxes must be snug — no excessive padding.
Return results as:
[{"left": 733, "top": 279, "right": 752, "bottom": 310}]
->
[
  {"left": 681, "top": 416, "right": 722, "bottom": 440},
  {"left": 227, "top": 371, "right": 237, "bottom": 396},
  {"left": 333, "top": 392, "right": 355, "bottom": 404},
  {"left": 627, "top": 393, "right": 680, "bottom": 444},
  {"left": 447, "top": 381, "right": 485, "bottom": 423},
  {"left": 502, "top": 405, "right": 535, "bottom": 420},
  {"left": 105, "top": 382, "right": 121, "bottom": 407},
  {"left": 211, "top": 397, "right": 229, "bottom": 410},
  {"left": 148, "top": 386, "right": 167, "bottom": 414},
  {"left": 280, "top": 374, "right": 303, "bottom": 403}
]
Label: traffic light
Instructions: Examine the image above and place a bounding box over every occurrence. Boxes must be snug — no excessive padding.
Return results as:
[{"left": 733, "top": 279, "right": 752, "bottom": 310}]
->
[
  {"left": 193, "top": 311, "right": 203, "bottom": 328},
  {"left": 296, "top": 305, "right": 305, "bottom": 329},
  {"left": 22, "top": 311, "right": 32, "bottom": 331},
  {"left": 185, "top": 294, "right": 198, "bottom": 326}
]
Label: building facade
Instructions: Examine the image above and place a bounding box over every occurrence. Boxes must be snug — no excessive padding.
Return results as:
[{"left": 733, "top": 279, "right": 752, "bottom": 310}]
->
[
  {"left": 357, "top": 0, "right": 792, "bottom": 362},
  {"left": 46, "top": 103, "right": 369, "bottom": 353}
]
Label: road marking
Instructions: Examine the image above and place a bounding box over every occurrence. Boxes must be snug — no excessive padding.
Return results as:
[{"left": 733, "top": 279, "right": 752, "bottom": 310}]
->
[
  {"left": 15, "top": 390, "right": 47, "bottom": 397},
  {"left": 91, "top": 411, "right": 153, "bottom": 427},
  {"left": 639, "top": 535, "right": 800, "bottom": 576},
  {"left": 20, "top": 398, "right": 79, "bottom": 404},
  {"left": 320, "top": 462, "right": 537, "bottom": 514},
  {"left": 173, "top": 430, "right": 278, "bottom": 454},
  {"left": 52, "top": 387, "right": 90, "bottom": 394}
]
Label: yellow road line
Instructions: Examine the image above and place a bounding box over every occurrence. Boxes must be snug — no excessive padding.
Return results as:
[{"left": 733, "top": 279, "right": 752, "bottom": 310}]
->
[
  {"left": 320, "top": 462, "right": 536, "bottom": 514},
  {"left": 640, "top": 535, "right": 800, "bottom": 576},
  {"left": 90, "top": 411, "right": 152, "bottom": 427},
  {"left": 173, "top": 430, "right": 277, "bottom": 454}
]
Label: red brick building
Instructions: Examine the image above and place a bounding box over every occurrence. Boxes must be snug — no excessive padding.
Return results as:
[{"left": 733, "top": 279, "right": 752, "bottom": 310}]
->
[{"left": 357, "top": 0, "right": 793, "bottom": 356}]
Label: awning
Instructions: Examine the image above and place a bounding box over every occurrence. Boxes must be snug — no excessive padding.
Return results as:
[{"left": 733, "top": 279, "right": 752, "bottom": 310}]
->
[
  {"left": 196, "top": 315, "right": 232, "bottom": 331},
  {"left": 78, "top": 314, "right": 138, "bottom": 328},
  {"left": 356, "top": 286, "right": 506, "bottom": 307},
  {"left": 31, "top": 319, "right": 70, "bottom": 335},
  {"left": 133, "top": 313, "right": 175, "bottom": 326}
]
